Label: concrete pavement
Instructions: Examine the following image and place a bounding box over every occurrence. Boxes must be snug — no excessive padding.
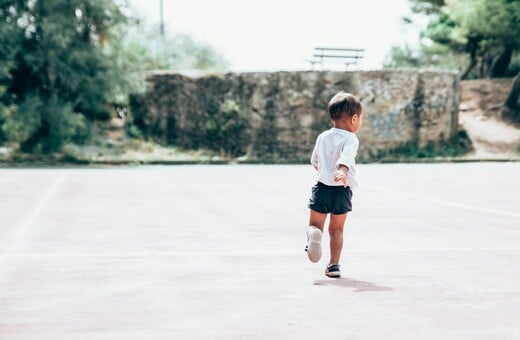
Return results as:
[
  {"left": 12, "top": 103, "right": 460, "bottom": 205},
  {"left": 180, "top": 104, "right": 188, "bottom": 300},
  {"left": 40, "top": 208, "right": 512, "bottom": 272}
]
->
[{"left": 0, "top": 163, "right": 519, "bottom": 339}]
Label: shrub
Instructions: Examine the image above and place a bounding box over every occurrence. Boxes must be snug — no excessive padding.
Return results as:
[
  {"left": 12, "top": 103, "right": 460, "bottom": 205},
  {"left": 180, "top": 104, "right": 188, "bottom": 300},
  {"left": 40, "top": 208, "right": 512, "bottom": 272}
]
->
[
  {"left": 204, "top": 99, "right": 250, "bottom": 157},
  {"left": 1, "top": 95, "right": 42, "bottom": 145}
]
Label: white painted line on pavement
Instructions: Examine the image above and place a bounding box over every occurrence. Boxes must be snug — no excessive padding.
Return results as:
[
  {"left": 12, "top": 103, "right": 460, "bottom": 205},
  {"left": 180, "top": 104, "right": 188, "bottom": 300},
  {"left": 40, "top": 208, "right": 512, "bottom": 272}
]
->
[
  {"left": 0, "top": 171, "right": 68, "bottom": 263},
  {"left": 364, "top": 185, "right": 520, "bottom": 220}
]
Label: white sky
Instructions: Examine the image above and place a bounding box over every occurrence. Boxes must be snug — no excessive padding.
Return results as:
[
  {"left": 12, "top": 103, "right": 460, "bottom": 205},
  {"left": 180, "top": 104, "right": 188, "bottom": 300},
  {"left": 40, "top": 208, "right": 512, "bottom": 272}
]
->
[{"left": 127, "top": 0, "right": 425, "bottom": 72}]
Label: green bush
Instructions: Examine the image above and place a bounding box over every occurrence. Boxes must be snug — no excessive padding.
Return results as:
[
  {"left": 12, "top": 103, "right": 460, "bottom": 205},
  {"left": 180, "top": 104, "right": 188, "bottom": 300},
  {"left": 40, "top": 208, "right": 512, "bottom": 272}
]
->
[
  {"left": 374, "top": 129, "right": 473, "bottom": 161},
  {"left": 1, "top": 95, "right": 42, "bottom": 145},
  {"left": 126, "top": 124, "right": 144, "bottom": 139},
  {"left": 204, "top": 99, "right": 249, "bottom": 157},
  {"left": 0, "top": 102, "right": 12, "bottom": 144},
  {"left": 0, "top": 95, "right": 89, "bottom": 153},
  {"left": 43, "top": 96, "right": 88, "bottom": 152}
]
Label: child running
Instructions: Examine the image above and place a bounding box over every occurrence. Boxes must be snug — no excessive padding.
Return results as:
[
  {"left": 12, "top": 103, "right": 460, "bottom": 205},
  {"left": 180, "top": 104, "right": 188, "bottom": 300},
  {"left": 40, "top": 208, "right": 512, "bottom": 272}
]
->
[{"left": 305, "top": 92, "right": 363, "bottom": 278}]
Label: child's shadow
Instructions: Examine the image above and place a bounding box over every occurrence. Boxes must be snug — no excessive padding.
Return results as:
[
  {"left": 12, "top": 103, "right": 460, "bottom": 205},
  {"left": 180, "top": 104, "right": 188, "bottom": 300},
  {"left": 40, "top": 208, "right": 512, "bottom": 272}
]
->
[{"left": 314, "top": 277, "right": 393, "bottom": 292}]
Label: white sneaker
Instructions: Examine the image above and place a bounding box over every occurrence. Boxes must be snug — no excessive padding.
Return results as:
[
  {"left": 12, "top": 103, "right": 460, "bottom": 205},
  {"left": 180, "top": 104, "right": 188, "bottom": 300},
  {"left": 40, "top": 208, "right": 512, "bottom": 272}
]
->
[{"left": 305, "top": 226, "right": 322, "bottom": 263}]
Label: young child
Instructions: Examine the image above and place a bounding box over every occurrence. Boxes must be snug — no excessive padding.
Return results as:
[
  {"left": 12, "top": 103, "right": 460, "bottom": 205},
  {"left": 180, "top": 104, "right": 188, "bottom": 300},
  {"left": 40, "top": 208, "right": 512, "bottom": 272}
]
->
[{"left": 305, "top": 91, "right": 363, "bottom": 278}]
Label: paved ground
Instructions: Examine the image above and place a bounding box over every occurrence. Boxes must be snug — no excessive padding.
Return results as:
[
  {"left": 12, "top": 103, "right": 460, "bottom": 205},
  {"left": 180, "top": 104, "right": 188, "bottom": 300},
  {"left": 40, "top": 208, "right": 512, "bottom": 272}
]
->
[{"left": 0, "top": 163, "right": 519, "bottom": 339}]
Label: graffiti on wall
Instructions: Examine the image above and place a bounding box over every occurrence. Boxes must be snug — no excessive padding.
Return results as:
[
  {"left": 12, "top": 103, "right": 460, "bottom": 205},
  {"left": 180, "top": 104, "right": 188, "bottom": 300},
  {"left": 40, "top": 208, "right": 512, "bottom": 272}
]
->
[{"left": 367, "top": 107, "right": 404, "bottom": 139}]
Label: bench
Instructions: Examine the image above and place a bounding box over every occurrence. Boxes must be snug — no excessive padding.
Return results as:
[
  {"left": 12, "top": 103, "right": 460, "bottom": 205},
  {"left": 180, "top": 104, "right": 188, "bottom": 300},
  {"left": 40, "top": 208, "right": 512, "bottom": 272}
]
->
[{"left": 309, "top": 47, "right": 365, "bottom": 69}]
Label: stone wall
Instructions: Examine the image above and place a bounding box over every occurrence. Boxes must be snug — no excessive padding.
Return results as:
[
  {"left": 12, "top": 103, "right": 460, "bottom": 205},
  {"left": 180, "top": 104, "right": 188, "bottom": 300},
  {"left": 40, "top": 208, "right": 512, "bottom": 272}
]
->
[{"left": 130, "top": 70, "right": 460, "bottom": 162}]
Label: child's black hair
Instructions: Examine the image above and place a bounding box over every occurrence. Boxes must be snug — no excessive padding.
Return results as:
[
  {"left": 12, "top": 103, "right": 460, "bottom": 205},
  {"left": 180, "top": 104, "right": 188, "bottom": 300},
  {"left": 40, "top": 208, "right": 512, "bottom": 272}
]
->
[{"left": 328, "top": 92, "right": 362, "bottom": 120}]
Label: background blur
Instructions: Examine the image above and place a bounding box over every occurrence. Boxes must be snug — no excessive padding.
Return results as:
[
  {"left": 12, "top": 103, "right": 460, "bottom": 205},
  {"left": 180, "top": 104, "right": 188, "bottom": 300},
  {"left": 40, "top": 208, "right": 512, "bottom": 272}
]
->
[
  {"left": 127, "top": 0, "right": 428, "bottom": 72},
  {"left": 0, "top": 0, "right": 518, "bottom": 164}
]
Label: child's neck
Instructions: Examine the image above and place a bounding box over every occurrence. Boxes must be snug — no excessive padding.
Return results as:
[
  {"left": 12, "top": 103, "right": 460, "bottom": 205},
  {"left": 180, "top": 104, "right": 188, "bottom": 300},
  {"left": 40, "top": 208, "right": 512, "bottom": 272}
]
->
[{"left": 333, "top": 121, "right": 354, "bottom": 132}]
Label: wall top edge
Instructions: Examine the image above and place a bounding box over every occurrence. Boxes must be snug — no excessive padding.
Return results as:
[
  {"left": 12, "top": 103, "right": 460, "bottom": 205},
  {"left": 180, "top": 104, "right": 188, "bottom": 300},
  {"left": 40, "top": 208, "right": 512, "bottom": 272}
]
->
[{"left": 145, "top": 69, "right": 460, "bottom": 80}]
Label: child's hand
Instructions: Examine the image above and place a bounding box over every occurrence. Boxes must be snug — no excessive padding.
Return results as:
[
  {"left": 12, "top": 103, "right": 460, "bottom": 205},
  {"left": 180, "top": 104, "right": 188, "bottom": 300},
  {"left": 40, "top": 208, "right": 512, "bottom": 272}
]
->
[{"left": 333, "top": 169, "right": 348, "bottom": 187}]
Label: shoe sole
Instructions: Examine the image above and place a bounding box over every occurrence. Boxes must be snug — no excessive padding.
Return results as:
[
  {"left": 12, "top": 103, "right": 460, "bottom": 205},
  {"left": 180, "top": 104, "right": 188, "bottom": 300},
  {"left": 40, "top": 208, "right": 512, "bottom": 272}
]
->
[
  {"left": 306, "top": 227, "right": 322, "bottom": 263},
  {"left": 325, "top": 271, "right": 341, "bottom": 278}
]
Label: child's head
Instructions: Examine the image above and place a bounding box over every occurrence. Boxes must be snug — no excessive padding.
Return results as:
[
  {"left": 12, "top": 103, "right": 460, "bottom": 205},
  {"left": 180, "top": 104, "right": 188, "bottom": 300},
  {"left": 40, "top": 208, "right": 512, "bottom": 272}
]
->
[{"left": 327, "top": 92, "right": 363, "bottom": 132}]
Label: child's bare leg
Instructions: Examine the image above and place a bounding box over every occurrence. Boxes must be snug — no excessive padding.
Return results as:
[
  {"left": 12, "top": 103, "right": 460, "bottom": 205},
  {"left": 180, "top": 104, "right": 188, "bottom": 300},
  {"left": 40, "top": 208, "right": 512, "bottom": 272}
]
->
[
  {"left": 308, "top": 209, "right": 327, "bottom": 231},
  {"left": 328, "top": 213, "right": 347, "bottom": 264}
]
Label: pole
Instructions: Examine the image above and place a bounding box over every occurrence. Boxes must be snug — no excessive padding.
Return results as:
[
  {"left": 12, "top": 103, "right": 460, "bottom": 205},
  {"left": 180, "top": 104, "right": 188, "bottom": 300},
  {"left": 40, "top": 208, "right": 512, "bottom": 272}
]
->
[{"left": 160, "top": 0, "right": 164, "bottom": 36}]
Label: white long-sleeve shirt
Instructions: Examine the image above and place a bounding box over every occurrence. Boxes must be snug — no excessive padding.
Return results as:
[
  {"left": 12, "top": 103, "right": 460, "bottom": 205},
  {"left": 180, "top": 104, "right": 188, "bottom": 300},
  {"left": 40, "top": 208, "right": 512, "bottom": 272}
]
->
[{"left": 310, "top": 127, "right": 359, "bottom": 189}]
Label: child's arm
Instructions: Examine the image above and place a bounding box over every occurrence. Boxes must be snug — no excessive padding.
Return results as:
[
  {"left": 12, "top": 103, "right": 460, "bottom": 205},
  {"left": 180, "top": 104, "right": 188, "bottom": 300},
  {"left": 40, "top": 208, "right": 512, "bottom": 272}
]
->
[
  {"left": 333, "top": 165, "right": 348, "bottom": 187},
  {"left": 335, "top": 136, "right": 359, "bottom": 187},
  {"left": 311, "top": 147, "right": 319, "bottom": 171},
  {"left": 311, "top": 138, "right": 319, "bottom": 171}
]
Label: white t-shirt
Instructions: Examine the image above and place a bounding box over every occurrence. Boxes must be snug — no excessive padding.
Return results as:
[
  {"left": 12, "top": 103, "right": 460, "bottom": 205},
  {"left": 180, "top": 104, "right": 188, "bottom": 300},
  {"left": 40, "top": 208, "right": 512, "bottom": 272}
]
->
[{"left": 310, "top": 127, "right": 359, "bottom": 189}]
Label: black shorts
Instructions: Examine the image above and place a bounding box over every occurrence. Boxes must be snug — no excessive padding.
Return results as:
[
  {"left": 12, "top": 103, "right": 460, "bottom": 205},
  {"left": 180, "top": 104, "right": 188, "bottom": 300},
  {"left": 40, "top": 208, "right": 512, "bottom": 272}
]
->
[{"left": 308, "top": 181, "right": 353, "bottom": 215}]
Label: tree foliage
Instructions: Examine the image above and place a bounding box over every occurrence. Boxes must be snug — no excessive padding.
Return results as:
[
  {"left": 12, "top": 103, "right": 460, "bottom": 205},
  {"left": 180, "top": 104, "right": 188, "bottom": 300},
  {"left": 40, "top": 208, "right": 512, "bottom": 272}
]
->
[
  {"left": 383, "top": 43, "right": 468, "bottom": 71},
  {"left": 0, "top": 0, "right": 132, "bottom": 152},
  {"left": 409, "top": 0, "right": 445, "bottom": 15},
  {"left": 410, "top": 0, "right": 520, "bottom": 78},
  {"left": 0, "top": 1, "right": 230, "bottom": 154}
]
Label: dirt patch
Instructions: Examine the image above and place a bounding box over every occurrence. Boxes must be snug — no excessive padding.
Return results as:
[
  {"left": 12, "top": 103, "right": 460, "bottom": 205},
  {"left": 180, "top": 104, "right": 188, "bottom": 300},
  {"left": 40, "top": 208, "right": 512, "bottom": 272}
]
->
[{"left": 459, "top": 79, "right": 520, "bottom": 160}]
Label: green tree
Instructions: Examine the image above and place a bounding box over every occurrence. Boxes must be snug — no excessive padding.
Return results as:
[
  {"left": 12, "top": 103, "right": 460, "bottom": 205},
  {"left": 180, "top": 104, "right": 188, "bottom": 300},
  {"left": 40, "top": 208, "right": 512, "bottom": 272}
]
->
[
  {"left": 0, "top": 1, "right": 21, "bottom": 144},
  {"left": 0, "top": 0, "right": 132, "bottom": 152},
  {"left": 383, "top": 43, "right": 468, "bottom": 71},
  {"left": 410, "top": 0, "right": 520, "bottom": 79},
  {"left": 503, "top": 72, "right": 520, "bottom": 122},
  {"left": 409, "top": 0, "right": 445, "bottom": 14}
]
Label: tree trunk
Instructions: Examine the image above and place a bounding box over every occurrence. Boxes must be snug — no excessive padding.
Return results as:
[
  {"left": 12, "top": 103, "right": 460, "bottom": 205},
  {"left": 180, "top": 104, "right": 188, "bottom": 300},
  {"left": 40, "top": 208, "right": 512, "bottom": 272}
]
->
[
  {"left": 480, "top": 52, "right": 494, "bottom": 78},
  {"left": 490, "top": 45, "right": 513, "bottom": 78},
  {"left": 461, "top": 37, "right": 480, "bottom": 80},
  {"left": 503, "top": 72, "right": 520, "bottom": 123},
  {"left": 460, "top": 56, "right": 478, "bottom": 80}
]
